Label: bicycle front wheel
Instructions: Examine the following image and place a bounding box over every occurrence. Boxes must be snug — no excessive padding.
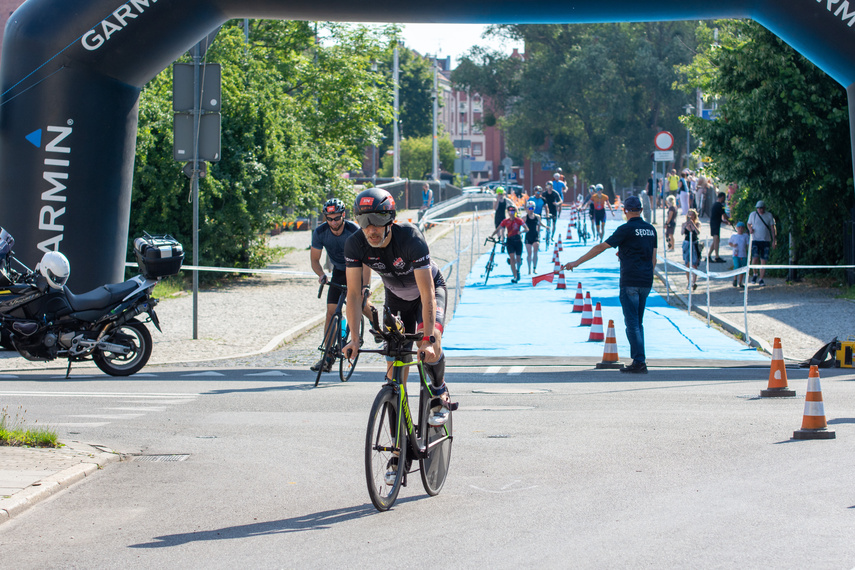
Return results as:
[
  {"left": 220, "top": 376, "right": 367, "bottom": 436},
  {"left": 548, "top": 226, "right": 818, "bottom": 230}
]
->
[
  {"left": 365, "top": 386, "right": 406, "bottom": 511},
  {"left": 418, "top": 385, "right": 453, "bottom": 496},
  {"left": 339, "top": 316, "right": 363, "bottom": 382}
]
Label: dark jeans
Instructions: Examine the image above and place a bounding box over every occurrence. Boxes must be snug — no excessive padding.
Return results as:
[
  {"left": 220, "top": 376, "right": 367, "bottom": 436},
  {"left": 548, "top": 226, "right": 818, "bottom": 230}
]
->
[{"left": 619, "top": 286, "right": 651, "bottom": 365}]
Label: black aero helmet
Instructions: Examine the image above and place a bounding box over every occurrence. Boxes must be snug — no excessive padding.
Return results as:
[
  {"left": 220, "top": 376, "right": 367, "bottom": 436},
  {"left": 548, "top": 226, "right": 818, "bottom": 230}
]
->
[
  {"left": 323, "top": 198, "right": 346, "bottom": 216},
  {"left": 354, "top": 188, "right": 396, "bottom": 228}
]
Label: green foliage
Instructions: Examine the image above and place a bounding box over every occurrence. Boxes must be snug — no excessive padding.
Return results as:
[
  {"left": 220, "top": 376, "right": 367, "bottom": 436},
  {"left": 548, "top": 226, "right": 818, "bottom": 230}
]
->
[
  {"left": 0, "top": 405, "right": 60, "bottom": 448},
  {"left": 379, "top": 46, "right": 434, "bottom": 150},
  {"left": 130, "top": 21, "right": 394, "bottom": 270},
  {"left": 681, "top": 20, "right": 853, "bottom": 267},
  {"left": 378, "top": 135, "right": 456, "bottom": 180},
  {"left": 452, "top": 23, "right": 697, "bottom": 186}
]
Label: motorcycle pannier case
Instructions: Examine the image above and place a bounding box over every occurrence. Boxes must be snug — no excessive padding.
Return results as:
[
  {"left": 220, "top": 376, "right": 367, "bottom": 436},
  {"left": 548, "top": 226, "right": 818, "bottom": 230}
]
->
[{"left": 134, "top": 234, "right": 184, "bottom": 279}]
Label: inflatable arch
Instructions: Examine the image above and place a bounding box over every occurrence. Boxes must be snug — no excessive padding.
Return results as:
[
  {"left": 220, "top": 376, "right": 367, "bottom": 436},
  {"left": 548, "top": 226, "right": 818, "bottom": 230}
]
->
[{"left": 2, "top": 0, "right": 855, "bottom": 289}]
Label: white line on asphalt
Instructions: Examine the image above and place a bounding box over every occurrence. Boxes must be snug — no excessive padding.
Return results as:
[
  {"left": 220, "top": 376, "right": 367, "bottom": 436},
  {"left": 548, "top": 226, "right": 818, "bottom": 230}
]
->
[
  {"left": 103, "top": 407, "right": 167, "bottom": 412},
  {"left": 507, "top": 366, "right": 526, "bottom": 374},
  {"left": 484, "top": 366, "right": 501, "bottom": 374},
  {"left": 246, "top": 371, "right": 290, "bottom": 376},
  {"left": 51, "top": 422, "right": 111, "bottom": 428},
  {"left": 182, "top": 372, "right": 225, "bottom": 377},
  {"left": 69, "top": 414, "right": 145, "bottom": 420}
]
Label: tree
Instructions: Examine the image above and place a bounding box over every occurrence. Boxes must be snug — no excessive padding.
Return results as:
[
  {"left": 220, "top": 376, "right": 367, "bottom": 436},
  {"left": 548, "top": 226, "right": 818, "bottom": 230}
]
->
[
  {"left": 378, "top": 135, "right": 456, "bottom": 180},
  {"left": 378, "top": 46, "right": 434, "bottom": 154},
  {"left": 453, "top": 23, "right": 698, "bottom": 188},
  {"left": 681, "top": 20, "right": 853, "bottom": 268},
  {"left": 130, "top": 21, "right": 394, "bottom": 270}
]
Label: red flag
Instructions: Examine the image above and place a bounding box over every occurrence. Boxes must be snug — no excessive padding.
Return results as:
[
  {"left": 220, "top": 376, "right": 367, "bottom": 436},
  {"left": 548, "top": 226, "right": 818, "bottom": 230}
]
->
[{"left": 531, "top": 272, "right": 554, "bottom": 287}]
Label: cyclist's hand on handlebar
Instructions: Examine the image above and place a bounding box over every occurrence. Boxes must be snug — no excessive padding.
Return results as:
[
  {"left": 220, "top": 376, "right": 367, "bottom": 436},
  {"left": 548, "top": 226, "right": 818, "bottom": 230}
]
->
[
  {"left": 417, "top": 337, "right": 438, "bottom": 363},
  {"left": 343, "top": 339, "right": 359, "bottom": 361},
  {"left": 318, "top": 274, "right": 328, "bottom": 285}
]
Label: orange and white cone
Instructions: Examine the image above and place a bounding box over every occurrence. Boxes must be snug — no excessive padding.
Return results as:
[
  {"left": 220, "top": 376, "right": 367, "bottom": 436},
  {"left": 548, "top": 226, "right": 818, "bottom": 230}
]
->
[
  {"left": 792, "top": 365, "right": 836, "bottom": 440},
  {"left": 587, "top": 303, "right": 605, "bottom": 341},
  {"left": 566, "top": 223, "right": 573, "bottom": 241},
  {"left": 761, "top": 337, "right": 795, "bottom": 397},
  {"left": 555, "top": 267, "right": 566, "bottom": 289},
  {"left": 572, "top": 282, "right": 584, "bottom": 313},
  {"left": 596, "top": 319, "right": 622, "bottom": 369},
  {"left": 557, "top": 235, "right": 563, "bottom": 252},
  {"left": 580, "top": 292, "right": 593, "bottom": 326}
]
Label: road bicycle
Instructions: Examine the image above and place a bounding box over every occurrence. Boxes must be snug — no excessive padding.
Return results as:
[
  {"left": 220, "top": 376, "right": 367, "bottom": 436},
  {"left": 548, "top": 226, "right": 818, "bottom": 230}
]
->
[
  {"left": 361, "top": 308, "right": 455, "bottom": 512},
  {"left": 483, "top": 236, "right": 504, "bottom": 285},
  {"left": 576, "top": 209, "right": 591, "bottom": 247},
  {"left": 314, "top": 281, "right": 366, "bottom": 386}
]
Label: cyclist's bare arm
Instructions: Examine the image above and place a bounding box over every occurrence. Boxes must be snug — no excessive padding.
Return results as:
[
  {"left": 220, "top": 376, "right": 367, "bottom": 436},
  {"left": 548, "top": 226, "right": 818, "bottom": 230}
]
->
[
  {"left": 361, "top": 265, "right": 374, "bottom": 319},
  {"left": 343, "top": 266, "right": 365, "bottom": 359},
  {"left": 310, "top": 247, "right": 326, "bottom": 284}
]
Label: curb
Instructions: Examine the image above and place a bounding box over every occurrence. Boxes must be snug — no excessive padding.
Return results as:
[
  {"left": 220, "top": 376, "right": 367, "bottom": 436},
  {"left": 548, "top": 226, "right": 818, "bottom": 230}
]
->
[{"left": 0, "top": 442, "right": 121, "bottom": 524}]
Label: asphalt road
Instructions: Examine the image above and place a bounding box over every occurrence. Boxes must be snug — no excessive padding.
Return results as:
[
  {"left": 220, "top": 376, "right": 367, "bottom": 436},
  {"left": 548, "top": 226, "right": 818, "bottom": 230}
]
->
[{"left": 1, "top": 364, "right": 853, "bottom": 568}]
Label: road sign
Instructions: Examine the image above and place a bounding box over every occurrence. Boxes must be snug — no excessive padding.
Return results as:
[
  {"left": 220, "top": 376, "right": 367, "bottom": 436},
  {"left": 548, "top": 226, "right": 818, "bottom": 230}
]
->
[
  {"left": 654, "top": 150, "right": 674, "bottom": 162},
  {"left": 654, "top": 131, "right": 674, "bottom": 151},
  {"left": 173, "top": 63, "right": 221, "bottom": 113},
  {"left": 174, "top": 113, "right": 221, "bottom": 162}
]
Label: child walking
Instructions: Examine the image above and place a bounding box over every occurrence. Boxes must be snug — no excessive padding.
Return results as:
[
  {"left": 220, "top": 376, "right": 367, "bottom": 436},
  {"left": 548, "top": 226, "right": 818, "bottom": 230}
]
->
[{"left": 728, "top": 221, "right": 749, "bottom": 287}]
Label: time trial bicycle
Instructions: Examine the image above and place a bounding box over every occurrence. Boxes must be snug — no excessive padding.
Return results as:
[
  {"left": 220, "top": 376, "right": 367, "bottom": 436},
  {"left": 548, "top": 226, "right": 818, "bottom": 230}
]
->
[{"left": 360, "top": 307, "right": 456, "bottom": 512}]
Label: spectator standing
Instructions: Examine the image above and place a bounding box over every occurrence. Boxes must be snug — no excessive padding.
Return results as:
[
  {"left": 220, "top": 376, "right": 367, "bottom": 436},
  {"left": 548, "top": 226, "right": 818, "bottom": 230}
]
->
[
  {"left": 563, "top": 195, "right": 657, "bottom": 374},
  {"left": 708, "top": 192, "right": 730, "bottom": 263},
  {"left": 728, "top": 222, "right": 750, "bottom": 287},
  {"left": 678, "top": 170, "right": 690, "bottom": 216},
  {"left": 664, "top": 195, "right": 678, "bottom": 251},
  {"left": 643, "top": 171, "right": 656, "bottom": 224},
  {"left": 747, "top": 200, "right": 776, "bottom": 286},
  {"left": 667, "top": 168, "right": 680, "bottom": 200},
  {"left": 420, "top": 182, "right": 434, "bottom": 212},
  {"left": 682, "top": 209, "right": 702, "bottom": 291}
]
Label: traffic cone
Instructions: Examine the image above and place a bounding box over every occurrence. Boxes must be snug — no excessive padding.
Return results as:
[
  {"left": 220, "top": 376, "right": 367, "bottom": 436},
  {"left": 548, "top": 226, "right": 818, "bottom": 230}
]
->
[
  {"left": 572, "top": 282, "right": 584, "bottom": 313},
  {"left": 761, "top": 337, "right": 796, "bottom": 397},
  {"left": 555, "top": 267, "right": 566, "bottom": 289},
  {"left": 557, "top": 235, "right": 563, "bottom": 252},
  {"left": 580, "top": 292, "right": 593, "bottom": 326},
  {"left": 553, "top": 252, "right": 561, "bottom": 275},
  {"left": 792, "top": 365, "right": 836, "bottom": 440},
  {"left": 596, "top": 319, "right": 622, "bottom": 369},
  {"left": 587, "top": 303, "right": 604, "bottom": 341}
]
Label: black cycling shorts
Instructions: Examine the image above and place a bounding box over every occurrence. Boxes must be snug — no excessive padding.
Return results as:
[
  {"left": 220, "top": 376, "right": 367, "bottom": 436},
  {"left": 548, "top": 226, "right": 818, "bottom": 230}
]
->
[
  {"left": 594, "top": 209, "right": 606, "bottom": 224},
  {"left": 506, "top": 235, "right": 523, "bottom": 255},
  {"left": 326, "top": 267, "right": 347, "bottom": 305},
  {"left": 525, "top": 231, "right": 539, "bottom": 245},
  {"left": 385, "top": 284, "right": 448, "bottom": 362}
]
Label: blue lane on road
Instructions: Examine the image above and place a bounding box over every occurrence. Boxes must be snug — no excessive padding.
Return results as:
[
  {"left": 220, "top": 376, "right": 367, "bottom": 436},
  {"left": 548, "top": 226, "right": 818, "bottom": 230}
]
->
[{"left": 442, "top": 211, "right": 766, "bottom": 362}]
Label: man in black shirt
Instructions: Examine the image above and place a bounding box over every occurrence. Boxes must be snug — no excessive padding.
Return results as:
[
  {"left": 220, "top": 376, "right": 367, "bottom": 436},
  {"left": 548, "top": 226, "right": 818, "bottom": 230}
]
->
[
  {"left": 542, "top": 183, "right": 562, "bottom": 237},
  {"left": 343, "top": 188, "right": 451, "bottom": 426},
  {"left": 563, "top": 195, "right": 657, "bottom": 373},
  {"left": 708, "top": 192, "right": 730, "bottom": 263}
]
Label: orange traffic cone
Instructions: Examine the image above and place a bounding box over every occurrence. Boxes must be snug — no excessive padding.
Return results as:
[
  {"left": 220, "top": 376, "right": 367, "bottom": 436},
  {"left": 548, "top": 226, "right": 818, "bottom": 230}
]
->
[
  {"left": 566, "top": 223, "right": 573, "bottom": 241},
  {"left": 555, "top": 267, "right": 566, "bottom": 289},
  {"left": 557, "top": 235, "right": 563, "bottom": 252},
  {"left": 572, "top": 282, "right": 584, "bottom": 313},
  {"left": 792, "top": 365, "right": 836, "bottom": 440},
  {"left": 580, "top": 293, "right": 593, "bottom": 326},
  {"left": 761, "top": 338, "right": 796, "bottom": 397},
  {"left": 596, "top": 319, "right": 622, "bottom": 369},
  {"left": 587, "top": 303, "right": 604, "bottom": 341}
]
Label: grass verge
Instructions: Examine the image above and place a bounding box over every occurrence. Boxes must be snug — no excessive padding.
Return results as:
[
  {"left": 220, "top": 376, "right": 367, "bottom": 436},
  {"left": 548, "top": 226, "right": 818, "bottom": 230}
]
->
[{"left": 0, "top": 405, "right": 61, "bottom": 448}]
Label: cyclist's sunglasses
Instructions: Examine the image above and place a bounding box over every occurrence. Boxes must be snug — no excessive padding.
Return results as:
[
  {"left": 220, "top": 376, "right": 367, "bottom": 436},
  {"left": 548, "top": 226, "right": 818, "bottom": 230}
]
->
[
  {"left": 355, "top": 212, "right": 395, "bottom": 228},
  {"left": 326, "top": 215, "right": 343, "bottom": 222},
  {"left": 527, "top": 206, "right": 534, "bottom": 210}
]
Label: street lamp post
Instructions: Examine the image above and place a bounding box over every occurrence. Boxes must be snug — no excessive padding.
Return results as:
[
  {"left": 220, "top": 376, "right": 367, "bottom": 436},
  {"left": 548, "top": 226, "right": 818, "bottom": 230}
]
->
[{"left": 684, "top": 103, "right": 694, "bottom": 171}]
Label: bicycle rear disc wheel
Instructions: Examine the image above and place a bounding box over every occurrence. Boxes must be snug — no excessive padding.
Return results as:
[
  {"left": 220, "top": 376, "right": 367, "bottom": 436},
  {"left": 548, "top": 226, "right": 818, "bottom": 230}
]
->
[
  {"left": 418, "top": 385, "right": 453, "bottom": 496},
  {"left": 339, "top": 316, "right": 363, "bottom": 382},
  {"left": 315, "top": 314, "right": 339, "bottom": 387},
  {"left": 365, "top": 387, "right": 406, "bottom": 511}
]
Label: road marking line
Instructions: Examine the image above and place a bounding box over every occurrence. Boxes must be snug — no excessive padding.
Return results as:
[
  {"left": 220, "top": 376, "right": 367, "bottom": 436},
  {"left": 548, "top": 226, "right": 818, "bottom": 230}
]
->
[
  {"left": 507, "top": 366, "right": 525, "bottom": 374},
  {"left": 52, "top": 422, "right": 111, "bottom": 428},
  {"left": 182, "top": 372, "right": 225, "bottom": 377},
  {"left": 484, "top": 366, "right": 501, "bottom": 374},
  {"left": 246, "top": 371, "right": 290, "bottom": 376}
]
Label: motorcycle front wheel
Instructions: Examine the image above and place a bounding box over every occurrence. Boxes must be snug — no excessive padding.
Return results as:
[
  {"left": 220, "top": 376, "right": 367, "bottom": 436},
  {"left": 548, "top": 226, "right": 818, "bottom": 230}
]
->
[{"left": 93, "top": 320, "right": 153, "bottom": 377}]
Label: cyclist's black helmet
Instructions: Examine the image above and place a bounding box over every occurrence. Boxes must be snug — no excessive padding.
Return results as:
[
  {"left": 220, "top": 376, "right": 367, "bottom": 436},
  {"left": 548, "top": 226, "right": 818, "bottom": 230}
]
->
[
  {"left": 322, "top": 198, "right": 346, "bottom": 216},
  {"left": 353, "top": 188, "right": 396, "bottom": 228}
]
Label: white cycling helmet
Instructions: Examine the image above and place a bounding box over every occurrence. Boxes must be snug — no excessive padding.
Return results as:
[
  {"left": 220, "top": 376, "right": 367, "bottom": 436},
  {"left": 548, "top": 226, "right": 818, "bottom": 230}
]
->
[
  {"left": 37, "top": 251, "right": 70, "bottom": 289},
  {"left": 596, "top": 183, "right": 604, "bottom": 191}
]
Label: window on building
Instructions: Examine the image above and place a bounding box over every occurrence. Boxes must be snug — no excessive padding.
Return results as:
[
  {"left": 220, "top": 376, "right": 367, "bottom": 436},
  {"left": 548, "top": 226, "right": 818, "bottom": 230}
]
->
[{"left": 472, "top": 142, "right": 483, "bottom": 156}]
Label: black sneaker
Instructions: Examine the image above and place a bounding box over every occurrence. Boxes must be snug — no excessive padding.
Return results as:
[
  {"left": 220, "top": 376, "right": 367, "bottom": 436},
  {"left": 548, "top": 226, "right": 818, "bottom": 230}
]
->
[
  {"left": 751, "top": 274, "right": 758, "bottom": 284},
  {"left": 620, "top": 361, "right": 648, "bottom": 374},
  {"left": 758, "top": 279, "right": 766, "bottom": 287}
]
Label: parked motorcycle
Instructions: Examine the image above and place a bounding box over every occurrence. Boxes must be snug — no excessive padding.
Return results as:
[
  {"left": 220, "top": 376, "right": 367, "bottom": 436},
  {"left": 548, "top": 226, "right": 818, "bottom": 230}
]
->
[{"left": 0, "top": 232, "right": 183, "bottom": 376}]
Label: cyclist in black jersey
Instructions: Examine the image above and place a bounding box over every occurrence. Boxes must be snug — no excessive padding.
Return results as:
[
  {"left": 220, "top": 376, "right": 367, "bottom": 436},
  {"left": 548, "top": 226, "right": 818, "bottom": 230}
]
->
[
  {"left": 343, "top": 188, "right": 451, "bottom": 427},
  {"left": 523, "top": 200, "right": 547, "bottom": 274},
  {"left": 310, "top": 198, "right": 373, "bottom": 372}
]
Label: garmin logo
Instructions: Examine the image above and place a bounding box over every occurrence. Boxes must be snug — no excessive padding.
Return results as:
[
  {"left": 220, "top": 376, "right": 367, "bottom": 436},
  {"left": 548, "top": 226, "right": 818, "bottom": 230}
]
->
[
  {"left": 81, "top": 0, "right": 159, "bottom": 51},
  {"left": 25, "top": 125, "right": 72, "bottom": 252},
  {"left": 817, "top": 0, "right": 855, "bottom": 27}
]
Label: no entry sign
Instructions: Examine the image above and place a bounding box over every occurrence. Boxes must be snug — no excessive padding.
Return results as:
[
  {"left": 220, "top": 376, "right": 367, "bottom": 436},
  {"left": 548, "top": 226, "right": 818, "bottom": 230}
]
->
[{"left": 654, "top": 131, "right": 674, "bottom": 151}]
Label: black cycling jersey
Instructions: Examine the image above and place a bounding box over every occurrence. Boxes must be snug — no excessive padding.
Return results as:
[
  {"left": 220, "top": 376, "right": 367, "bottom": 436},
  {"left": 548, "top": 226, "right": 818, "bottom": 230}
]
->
[
  {"left": 543, "top": 191, "right": 561, "bottom": 215},
  {"left": 344, "top": 222, "right": 444, "bottom": 301},
  {"left": 311, "top": 220, "right": 360, "bottom": 271},
  {"left": 524, "top": 214, "right": 540, "bottom": 242}
]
